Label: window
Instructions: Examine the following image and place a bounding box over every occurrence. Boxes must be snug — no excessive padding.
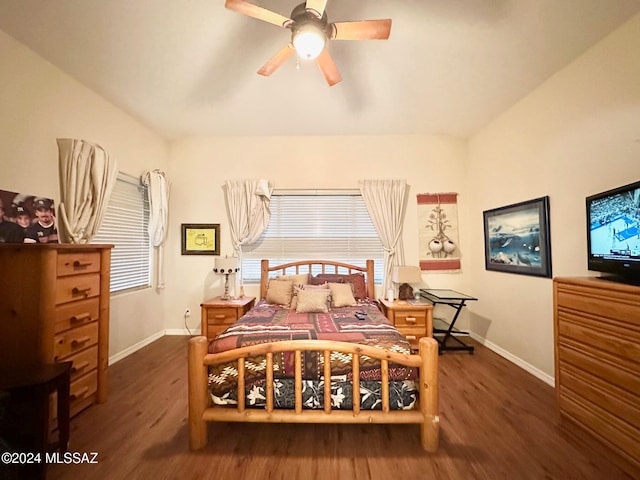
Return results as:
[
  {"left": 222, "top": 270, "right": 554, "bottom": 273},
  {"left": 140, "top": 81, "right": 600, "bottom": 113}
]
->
[
  {"left": 93, "top": 173, "right": 151, "bottom": 293},
  {"left": 242, "top": 191, "right": 384, "bottom": 283}
]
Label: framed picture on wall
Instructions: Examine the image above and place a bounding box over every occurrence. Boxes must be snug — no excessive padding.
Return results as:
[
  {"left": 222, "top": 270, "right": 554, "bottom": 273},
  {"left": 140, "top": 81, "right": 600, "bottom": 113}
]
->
[
  {"left": 483, "top": 196, "right": 552, "bottom": 278},
  {"left": 181, "top": 223, "right": 220, "bottom": 255}
]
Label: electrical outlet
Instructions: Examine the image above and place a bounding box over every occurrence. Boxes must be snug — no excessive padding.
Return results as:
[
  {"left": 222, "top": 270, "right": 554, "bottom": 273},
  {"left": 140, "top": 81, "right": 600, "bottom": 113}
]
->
[{"left": 185, "top": 308, "right": 191, "bottom": 317}]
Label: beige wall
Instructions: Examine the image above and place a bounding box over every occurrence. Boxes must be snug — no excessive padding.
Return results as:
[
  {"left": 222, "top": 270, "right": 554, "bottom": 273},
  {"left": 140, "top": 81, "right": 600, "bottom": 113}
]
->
[
  {"left": 466, "top": 14, "right": 640, "bottom": 382},
  {"left": 0, "top": 30, "right": 170, "bottom": 358},
  {"left": 164, "top": 135, "right": 469, "bottom": 332}
]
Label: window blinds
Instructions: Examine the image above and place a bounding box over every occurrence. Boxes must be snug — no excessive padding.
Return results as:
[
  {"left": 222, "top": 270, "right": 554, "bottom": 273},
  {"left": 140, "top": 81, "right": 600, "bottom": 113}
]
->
[
  {"left": 242, "top": 192, "right": 384, "bottom": 282},
  {"left": 93, "top": 173, "right": 151, "bottom": 293}
]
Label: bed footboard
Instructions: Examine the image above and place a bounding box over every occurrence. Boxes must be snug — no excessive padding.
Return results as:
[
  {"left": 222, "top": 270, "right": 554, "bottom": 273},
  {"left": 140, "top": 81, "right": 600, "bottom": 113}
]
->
[{"left": 188, "top": 336, "right": 439, "bottom": 452}]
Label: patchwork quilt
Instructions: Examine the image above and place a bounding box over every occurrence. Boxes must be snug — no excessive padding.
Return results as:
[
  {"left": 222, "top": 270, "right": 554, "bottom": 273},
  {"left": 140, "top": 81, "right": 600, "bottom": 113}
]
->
[{"left": 207, "top": 300, "right": 418, "bottom": 410}]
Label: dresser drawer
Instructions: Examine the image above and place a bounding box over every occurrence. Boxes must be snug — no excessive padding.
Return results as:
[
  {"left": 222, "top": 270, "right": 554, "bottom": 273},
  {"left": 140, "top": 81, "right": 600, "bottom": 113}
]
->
[
  {"left": 207, "top": 307, "right": 239, "bottom": 325},
  {"left": 54, "top": 322, "right": 99, "bottom": 360},
  {"left": 55, "top": 297, "right": 100, "bottom": 333},
  {"left": 57, "top": 251, "right": 102, "bottom": 277},
  {"left": 70, "top": 372, "right": 98, "bottom": 416},
  {"left": 66, "top": 345, "right": 99, "bottom": 382},
  {"left": 558, "top": 344, "right": 640, "bottom": 396},
  {"left": 557, "top": 318, "right": 640, "bottom": 364},
  {"left": 556, "top": 287, "right": 640, "bottom": 329},
  {"left": 207, "top": 325, "right": 228, "bottom": 340},
  {"left": 396, "top": 327, "right": 427, "bottom": 342},
  {"left": 394, "top": 310, "right": 426, "bottom": 328},
  {"left": 55, "top": 273, "right": 101, "bottom": 305},
  {"left": 560, "top": 364, "right": 640, "bottom": 429}
]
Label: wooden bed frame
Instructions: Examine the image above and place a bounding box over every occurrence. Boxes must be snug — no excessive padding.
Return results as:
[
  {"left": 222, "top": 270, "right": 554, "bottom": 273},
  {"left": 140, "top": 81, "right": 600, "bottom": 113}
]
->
[{"left": 188, "top": 259, "right": 440, "bottom": 452}]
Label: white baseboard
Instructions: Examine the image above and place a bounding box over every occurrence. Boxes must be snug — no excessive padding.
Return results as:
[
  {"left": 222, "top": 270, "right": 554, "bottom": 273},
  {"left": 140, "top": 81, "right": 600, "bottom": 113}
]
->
[
  {"left": 108, "top": 328, "right": 202, "bottom": 365},
  {"left": 108, "top": 330, "right": 165, "bottom": 365},
  {"left": 469, "top": 332, "right": 555, "bottom": 387},
  {"left": 164, "top": 328, "right": 201, "bottom": 336}
]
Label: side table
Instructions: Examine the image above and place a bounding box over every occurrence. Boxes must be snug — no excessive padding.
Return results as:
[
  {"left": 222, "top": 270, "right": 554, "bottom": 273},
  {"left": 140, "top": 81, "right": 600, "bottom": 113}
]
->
[
  {"left": 419, "top": 289, "right": 477, "bottom": 354},
  {"left": 200, "top": 296, "right": 256, "bottom": 342},
  {"left": 378, "top": 298, "right": 433, "bottom": 348},
  {"left": 0, "top": 362, "right": 72, "bottom": 480}
]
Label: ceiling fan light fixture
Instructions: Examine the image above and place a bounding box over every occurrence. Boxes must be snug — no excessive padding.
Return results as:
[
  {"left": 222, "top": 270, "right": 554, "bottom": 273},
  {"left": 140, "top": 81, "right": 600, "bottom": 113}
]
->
[{"left": 292, "top": 24, "right": 326, "bottom": 60}]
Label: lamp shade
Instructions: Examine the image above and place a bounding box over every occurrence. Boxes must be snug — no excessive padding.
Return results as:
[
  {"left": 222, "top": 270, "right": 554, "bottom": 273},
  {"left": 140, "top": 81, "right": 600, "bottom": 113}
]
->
[
  {"left": 292, "top": 25, "right": 326, "bottom": 60},
  {"left": 214, "top": 256, "right": 238, "bottom": 274},
  {"left": 391, "top": 266, "right": 422, "bottom": 284}
]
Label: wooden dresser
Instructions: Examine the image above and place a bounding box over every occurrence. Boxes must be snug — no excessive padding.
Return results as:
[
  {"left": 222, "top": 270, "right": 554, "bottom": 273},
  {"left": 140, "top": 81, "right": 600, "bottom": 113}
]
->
[
  {"left": 0, "top": 244, "right": 112, "bottom": 417},
  {"left": 553, "top": 277, "right": 640, "bottom": 475}
]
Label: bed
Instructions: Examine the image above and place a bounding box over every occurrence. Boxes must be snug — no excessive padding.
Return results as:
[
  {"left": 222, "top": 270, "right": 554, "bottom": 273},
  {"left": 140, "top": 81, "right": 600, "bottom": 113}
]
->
[{"left": 188, "top": 259, "right": 439, "bottom": 452}]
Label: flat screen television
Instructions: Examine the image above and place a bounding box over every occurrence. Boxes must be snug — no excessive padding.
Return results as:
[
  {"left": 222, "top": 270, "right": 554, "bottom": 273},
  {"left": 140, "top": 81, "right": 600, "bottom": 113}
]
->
[{"left": 586, "top": 179, "right": 640, "bottom": 285}]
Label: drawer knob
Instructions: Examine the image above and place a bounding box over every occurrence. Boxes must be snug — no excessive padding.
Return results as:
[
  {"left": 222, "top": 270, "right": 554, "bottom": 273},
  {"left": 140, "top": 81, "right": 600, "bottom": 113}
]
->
[
  {"left": 405, "top": 316, "right": 416, "bottom": 323},
  {"left": 71, "top": 361, "right": 90, "bottom": 373},
  {"left": 214, "top": 314, "right": 226, "bottom": 319},
  {"left": 73, "top": 260, "right": 93, "bottom": 268},
  {"left": 71, "top": 336, "right": 91, "bottom": 348},
  {"left": 70, "top": 386, "right": 90, "bottom": 401},
  {"left": 70, "top": 312, "right": 91, "bottom": 323},
  {"left": 72, "top": 287, "right": 91, "bottom": 297},
  {"left": 406, "top": 335, "right": 417, "bottom": 340}
]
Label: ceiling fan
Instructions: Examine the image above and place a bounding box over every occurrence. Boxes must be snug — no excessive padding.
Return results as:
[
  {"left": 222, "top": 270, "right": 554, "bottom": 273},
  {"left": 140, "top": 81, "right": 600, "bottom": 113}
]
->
[{"left": 224, "top": 0, "right": 392, "bottom": 86}]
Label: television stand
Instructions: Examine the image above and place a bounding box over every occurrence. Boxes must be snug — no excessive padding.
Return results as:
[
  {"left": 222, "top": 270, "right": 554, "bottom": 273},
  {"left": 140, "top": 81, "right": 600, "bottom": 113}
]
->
[
  {"left": 419, "top": 289, "right": 477, "bottom": 354},
  {"left": 596, "top": 273, "right": 640, "bottom": 287}
]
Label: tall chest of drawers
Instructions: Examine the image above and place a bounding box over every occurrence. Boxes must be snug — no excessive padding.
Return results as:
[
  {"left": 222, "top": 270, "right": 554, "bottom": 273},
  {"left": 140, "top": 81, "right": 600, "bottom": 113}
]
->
[
  {"left": 553, "top": 277, "right": 640, "bottom": 476},
  {"left": 0, "top": 244, "right": 112, "bottom": 416}
]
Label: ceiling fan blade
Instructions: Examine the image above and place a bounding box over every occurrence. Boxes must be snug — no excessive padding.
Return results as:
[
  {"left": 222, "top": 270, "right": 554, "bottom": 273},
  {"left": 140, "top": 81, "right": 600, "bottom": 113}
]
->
[
  {"left": 258, "top": 45, "right": 295, "bottom": 77},
  {"left": 316, "top": 48, "right": 342, "bottom": 86},
  {"left": 305, "top": 0, "right": 327, "bottom": 18},
  {"left": 225, "top": 0, "right": 291, "bottom": 28},
  {"left": 332, "top": 19, "right": 392, "bottom": 40}
]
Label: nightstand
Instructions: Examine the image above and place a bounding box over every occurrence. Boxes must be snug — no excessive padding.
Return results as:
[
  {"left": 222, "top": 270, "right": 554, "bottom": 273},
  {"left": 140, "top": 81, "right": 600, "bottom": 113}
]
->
[
  {"left": 378, "top": 298, "right": 433, "bottom": 347},
  {"left": 200, "top": 296, "right": 256, "bottom": 342}
]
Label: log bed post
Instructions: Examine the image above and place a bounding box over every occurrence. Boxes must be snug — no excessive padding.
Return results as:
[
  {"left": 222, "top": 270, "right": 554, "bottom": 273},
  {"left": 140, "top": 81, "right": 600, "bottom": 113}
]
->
[
  {"left": 189, "top": 336, "right": 209, "bottom": 450},
  {"left": 419, "top": 337, "right": 439, "bottom": 452}
]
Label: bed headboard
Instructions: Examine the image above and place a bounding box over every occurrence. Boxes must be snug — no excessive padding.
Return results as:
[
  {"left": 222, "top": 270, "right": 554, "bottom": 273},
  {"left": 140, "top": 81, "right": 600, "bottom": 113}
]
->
[{"left": 259, "top": 259, "right": 375, "bottom": 300}]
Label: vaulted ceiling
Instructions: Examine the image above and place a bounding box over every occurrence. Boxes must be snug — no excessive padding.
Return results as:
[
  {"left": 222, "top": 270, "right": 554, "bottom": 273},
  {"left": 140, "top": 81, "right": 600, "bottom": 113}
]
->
[{"left": 1, "top": 0, "right": 639, "bottom": 140}]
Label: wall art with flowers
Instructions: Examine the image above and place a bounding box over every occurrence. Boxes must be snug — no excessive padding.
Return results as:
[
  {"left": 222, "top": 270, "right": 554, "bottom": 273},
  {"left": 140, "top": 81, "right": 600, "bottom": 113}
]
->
[{"left": 417, "top": 192, "right": 461, "bottom": 272}]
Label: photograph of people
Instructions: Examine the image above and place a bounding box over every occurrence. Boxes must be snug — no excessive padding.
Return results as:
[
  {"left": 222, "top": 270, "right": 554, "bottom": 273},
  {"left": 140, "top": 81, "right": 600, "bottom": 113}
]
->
[
  {"left": 14, "top": 205, "right": 33, "bottom": 232},
  {"left": 0, "top": 197, "right": 25, "bottom": 243},
  {"left": 24, "top": 197, "right": 59, "bottom": 243}
]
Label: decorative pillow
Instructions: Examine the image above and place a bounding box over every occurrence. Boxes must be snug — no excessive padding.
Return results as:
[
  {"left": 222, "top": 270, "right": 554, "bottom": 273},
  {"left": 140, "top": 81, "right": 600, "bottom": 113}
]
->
[
  {"left": 308, "top": 273, "right": 346, "bottom": 286},
  {"left": 296, "top": 288, "right": 331, "bottom": 313},
  {"left": 276, "top": 273, "right": 309, "bottom": 286},
  {"left": 266, "top": 279, "right": 294, "bottom": 306},
  {"left": 344, "top": 273, "right": 367, "bottom": 299},
  {"left": 291, "top": 283, "right": 330, "bottom": 309},
  {"left": 328, "top": 282, "right": 357, "bottom": 307}
]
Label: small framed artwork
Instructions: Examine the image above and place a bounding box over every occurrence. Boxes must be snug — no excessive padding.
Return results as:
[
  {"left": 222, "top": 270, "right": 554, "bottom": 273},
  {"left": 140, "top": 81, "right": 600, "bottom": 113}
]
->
[
  {"left": 181, "top": 223, "right": 220, "bottom": 255},
  {"left": 483, "top": 196, "right": 552, "bottom": 278}
]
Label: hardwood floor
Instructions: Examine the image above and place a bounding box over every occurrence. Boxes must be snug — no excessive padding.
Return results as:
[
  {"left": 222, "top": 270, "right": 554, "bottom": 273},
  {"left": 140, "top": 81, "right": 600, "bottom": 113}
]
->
[{"left": 47, "top": 335, "right": 633, "bottom": 480}]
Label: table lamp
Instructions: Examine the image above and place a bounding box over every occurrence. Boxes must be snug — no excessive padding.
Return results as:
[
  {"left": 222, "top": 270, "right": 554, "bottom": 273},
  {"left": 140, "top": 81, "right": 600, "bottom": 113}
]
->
[
  {"left": 213, "top": 256, "right": 239, "bottom": 300},
  {"left": 392, "top": 266, "right": 422, "bottom": 301}
]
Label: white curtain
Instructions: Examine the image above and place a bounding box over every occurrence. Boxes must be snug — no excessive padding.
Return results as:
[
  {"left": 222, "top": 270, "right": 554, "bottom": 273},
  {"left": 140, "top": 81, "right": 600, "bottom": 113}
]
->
[
  {"left": 359, "top": 179, "right": 408, "bottom": 293},
  {"left": 223, "top": 179, "right": 273, "bottom": 282},
  {"left": 142, "top": 170, "right": 170, "bottom": 289},
  {"left": 57, "top": 138, "right": 118, "bottom": 244}
]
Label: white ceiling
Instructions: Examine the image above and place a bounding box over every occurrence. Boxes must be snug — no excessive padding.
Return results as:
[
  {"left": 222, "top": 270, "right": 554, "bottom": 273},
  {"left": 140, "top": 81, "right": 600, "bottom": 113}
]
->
[{"left": 1, "top": 0, "right": 639, "bottom": 140}]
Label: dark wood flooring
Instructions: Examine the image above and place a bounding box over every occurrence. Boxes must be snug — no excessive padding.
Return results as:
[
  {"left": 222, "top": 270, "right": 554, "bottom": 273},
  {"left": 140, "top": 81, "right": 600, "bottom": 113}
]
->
[{"left": 47, "top": 335, "right": 633, "bottom": 480}]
